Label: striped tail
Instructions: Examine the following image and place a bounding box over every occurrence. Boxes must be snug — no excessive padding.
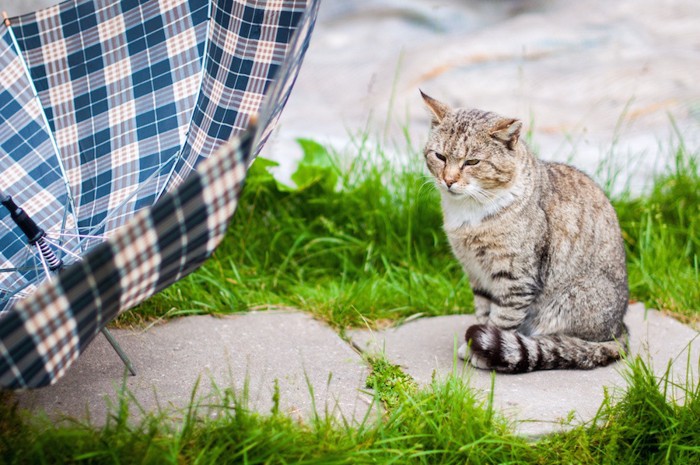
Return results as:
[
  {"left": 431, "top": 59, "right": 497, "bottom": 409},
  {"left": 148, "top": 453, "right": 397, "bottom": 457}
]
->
[{"left": 464, "top": 324, "right": 628, "bottom": 373}]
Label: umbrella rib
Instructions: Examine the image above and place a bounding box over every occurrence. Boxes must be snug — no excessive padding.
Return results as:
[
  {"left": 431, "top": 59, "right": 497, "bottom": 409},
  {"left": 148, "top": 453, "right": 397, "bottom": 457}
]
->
[
  {"left": 72, "top": 13, "right": 101, "bottom": 245},
  {"left": 43, "top": 237, "right": 83, "bottom": 261},
  {"left": 141, "top": 3, "right": 165, "bottom": 201},
  {"left": 4, "top": 20, "right": 82, "bottom": 250},
  {"left": 0, "top": 267, "right": 41, "bottom": 273},
  {"left": 47, "top": 232, "right": 106, "bottom": 241}
]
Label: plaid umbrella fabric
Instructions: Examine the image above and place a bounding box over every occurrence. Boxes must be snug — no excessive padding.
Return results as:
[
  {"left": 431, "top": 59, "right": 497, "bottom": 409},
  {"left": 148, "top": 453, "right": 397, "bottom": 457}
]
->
[{"left": 0, "top": 0, "right": 319, "bottom": 388}]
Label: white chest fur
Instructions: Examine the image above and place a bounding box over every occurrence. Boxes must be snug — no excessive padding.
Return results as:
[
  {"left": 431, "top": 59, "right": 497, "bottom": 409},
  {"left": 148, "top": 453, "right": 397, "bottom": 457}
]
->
[{"left": 440, "top": 184, "right": 521, "bottom": 230}]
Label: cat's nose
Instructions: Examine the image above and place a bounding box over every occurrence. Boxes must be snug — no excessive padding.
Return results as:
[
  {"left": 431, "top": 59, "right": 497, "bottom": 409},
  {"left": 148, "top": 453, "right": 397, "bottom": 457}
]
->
[{"left": 445, "top": 179, "right": 456, "bottom": 188}]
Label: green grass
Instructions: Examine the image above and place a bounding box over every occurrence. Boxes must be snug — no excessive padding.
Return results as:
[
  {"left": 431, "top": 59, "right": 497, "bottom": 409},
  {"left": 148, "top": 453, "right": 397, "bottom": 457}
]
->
[
  {"left": 123, "top": 133, "right": 699, "bottom": 328},
  {"left": 365, "top": 355, "right": 418, "bottom": 410},
  {"left": 2, "top": 354, "right": 698, "bottom": 464},
  {"left": 124, "top": 137, "right": 474, "bottom": 329}
]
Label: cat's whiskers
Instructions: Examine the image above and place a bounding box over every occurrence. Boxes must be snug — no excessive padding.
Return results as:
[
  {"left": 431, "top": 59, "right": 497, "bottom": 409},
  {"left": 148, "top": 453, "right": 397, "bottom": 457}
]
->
[
  {"left": 467, "top": 184, "right": 501, "bottom": 208},
  {"left": 420, "top": 178, "right": 436, "bottom": 190}
]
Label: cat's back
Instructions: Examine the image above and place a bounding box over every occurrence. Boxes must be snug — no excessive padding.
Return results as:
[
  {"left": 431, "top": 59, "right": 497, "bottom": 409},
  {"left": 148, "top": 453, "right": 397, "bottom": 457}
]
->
[
  {"left": 536, "top": 159, "right": 626, "bottom": 279},
  {"left": 540, "top": 161, "right": 607, "bottom": 202},
  {"left": 538, "top": 160, "right": 618, "bottom": 227}
]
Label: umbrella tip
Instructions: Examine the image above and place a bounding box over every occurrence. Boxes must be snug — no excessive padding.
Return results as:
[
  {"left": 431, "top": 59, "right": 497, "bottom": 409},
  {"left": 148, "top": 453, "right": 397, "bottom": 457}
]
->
[
  {"left": 2, "top": 12, "right": 9, "bottom": 27},
  {"left": 249, "top": 113, "right": 259, "bottom": 127}
]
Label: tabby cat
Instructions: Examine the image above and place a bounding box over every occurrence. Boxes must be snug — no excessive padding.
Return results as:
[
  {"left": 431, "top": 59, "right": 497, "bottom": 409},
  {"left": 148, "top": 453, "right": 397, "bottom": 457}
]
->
[{"left": 421, "top": 91, "right": 629, "bottom": 373}]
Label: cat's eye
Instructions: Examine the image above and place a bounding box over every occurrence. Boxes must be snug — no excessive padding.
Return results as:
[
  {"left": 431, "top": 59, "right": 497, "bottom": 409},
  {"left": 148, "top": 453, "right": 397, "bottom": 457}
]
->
[
  {"left": 434, "top": 152, "right": 446, "bottom": 162},
  {"left": 463, "top": 159, "right": 480, "bottom": 167}
]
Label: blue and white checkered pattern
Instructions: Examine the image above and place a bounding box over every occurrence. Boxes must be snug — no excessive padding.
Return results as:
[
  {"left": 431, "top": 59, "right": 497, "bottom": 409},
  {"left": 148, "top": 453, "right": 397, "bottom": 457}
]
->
[
  {"left": 0, "top": 25, "right": 80, "bottom": 309},
  {"left": 12, "top": 0, "right": 211, "bottom": 237},
  {"left": 0, "top": 0, "right": 319, "bottom": 388}
]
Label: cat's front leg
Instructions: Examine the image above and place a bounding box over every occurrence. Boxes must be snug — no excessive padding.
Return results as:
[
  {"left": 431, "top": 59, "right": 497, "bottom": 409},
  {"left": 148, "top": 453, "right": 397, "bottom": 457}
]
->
[
  {"left": 458, "top": 303, "right": 528, "bottom": 363},
  {"left": 474, "top": 295, "right": 491, "bottom": 324},
  {"left": 457, "top": 303, "right": 527, "bottom": 361},
  {"left": 458, "top": 294, "right": 490, "bottom": 360},
  {"left": 489, "top": 304, "right": 528, "bottom": 330}
]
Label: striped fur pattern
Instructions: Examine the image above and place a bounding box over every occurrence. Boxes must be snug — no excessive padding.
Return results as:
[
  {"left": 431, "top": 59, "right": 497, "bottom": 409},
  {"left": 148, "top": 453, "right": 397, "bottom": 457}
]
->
[{"left": 421, "top": 92, "right": 629, "bottom": 373}]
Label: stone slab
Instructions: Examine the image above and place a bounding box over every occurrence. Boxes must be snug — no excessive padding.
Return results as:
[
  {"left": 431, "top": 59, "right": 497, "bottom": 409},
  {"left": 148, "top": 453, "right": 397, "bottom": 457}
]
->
[
  {"left": 348, "top": 303, "right": 699, "bottom": 437},
  {"left": 15, "top": 311, "right": 374, "bottom": 426}
]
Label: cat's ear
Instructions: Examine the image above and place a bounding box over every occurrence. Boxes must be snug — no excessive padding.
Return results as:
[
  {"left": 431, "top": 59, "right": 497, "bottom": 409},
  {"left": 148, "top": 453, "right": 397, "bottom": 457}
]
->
[
  {"left": 490, "top": 118, "right": 522, "bottom": 150},
  {"left": 420, "top": 90, "right": 450, "bottom": 126}
]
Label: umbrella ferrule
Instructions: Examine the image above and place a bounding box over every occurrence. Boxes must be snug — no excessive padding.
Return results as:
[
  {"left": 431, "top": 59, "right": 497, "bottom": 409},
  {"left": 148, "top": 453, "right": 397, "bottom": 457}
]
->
[
  {"left": 1, "top": 195, "right": 45, "bottom": 245},
  {"left": 0, "top": 196, "right": 63, "bottom": 271}
]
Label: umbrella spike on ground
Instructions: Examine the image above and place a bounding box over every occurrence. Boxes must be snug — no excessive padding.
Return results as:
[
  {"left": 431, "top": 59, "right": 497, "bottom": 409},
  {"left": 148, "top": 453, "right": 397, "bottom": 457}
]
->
[{"left": 0, "top": 0, "right": 320, "bottom": 389}]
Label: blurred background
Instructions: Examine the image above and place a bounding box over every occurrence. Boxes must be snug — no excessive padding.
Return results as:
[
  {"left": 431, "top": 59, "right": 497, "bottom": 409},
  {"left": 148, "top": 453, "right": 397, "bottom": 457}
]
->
[{"left": 3, "top": 0, "right": 699, "bottom": 193}]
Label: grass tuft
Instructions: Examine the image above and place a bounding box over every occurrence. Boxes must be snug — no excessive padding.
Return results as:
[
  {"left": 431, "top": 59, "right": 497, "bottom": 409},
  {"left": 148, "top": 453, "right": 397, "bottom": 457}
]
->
[
  {"left": 534, "top": 355, "right": 700, "bottom": 464},
  {"left": 365, "top": 355, "right": 418, "bottom": 410}
]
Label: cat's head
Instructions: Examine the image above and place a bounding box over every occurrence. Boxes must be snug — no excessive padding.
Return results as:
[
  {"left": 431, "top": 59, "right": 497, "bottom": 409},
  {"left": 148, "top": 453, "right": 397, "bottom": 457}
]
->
[{"left": 421, "top": 91, "right": 523, "bottom": 203}]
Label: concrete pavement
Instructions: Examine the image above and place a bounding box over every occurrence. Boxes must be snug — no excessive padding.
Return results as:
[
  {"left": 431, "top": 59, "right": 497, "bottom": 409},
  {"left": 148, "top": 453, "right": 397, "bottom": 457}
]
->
[
  {"left": 16, "top": 311, "right": 375, "bottom": 427},
  {"left": 14, "top": 303, "right": 698, "bottom": 437}
]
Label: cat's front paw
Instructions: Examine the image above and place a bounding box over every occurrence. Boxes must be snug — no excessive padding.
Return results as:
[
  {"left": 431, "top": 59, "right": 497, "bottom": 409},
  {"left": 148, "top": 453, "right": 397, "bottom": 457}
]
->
[
  {"left": 457, "top": 342, "right": 469, "bottom": 360},
  {"left": 457, "top": 340, "right": 491, "bottom": 369}
]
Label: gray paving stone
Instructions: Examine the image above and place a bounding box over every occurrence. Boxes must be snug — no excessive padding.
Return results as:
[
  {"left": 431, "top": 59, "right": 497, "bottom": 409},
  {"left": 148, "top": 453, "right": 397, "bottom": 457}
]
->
[
  {"left": 15, "top": 311, "right": 374, "bottom": 426},
  {"left": 348, "top": 303, "right": 699, "bottom": 437}
]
